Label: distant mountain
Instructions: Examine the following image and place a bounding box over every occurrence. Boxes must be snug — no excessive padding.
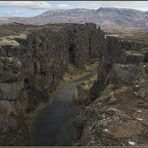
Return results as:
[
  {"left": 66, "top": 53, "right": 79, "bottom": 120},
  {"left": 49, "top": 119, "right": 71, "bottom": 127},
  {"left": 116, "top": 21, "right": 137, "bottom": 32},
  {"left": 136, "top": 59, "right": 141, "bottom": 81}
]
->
[
  {"left": 94, "top": 7, "right": 148, "bottom": 28},
  {"left": 1, "top": 7, "right": 148, "bottom": 29},
  {"left": 0, "top": 17, "right": 27, "bottom": 25},
  {"left": 32, "top": 8, "right": 95, "bottom": 24}
]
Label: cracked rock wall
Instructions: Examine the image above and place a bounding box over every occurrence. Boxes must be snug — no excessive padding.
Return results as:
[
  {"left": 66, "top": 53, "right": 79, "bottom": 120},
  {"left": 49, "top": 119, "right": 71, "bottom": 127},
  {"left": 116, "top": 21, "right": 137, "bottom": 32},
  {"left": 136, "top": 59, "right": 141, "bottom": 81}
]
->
[{"left": 0, "top": 23, "right": 104, "bottom": 145}]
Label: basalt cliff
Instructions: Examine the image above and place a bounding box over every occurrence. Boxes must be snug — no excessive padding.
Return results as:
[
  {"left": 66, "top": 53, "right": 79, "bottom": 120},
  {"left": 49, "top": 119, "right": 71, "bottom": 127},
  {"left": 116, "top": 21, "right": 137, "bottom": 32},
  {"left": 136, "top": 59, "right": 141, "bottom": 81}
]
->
[
  {"left": 0, "top": 23, "right": 105, "bottom": 145},
  {"left": 75, "top": 30, "right": 148, "bottom": 146},
  {"left": 0, "top": 23, "right": 147, "bottom": 146}
]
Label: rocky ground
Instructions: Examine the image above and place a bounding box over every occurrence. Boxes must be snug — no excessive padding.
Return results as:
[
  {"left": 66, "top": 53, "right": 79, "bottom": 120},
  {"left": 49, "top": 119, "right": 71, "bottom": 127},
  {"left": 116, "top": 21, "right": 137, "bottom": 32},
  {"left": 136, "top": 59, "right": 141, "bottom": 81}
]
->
[{"left": 75, "top": 82, "right": 148, "bottom": 146}]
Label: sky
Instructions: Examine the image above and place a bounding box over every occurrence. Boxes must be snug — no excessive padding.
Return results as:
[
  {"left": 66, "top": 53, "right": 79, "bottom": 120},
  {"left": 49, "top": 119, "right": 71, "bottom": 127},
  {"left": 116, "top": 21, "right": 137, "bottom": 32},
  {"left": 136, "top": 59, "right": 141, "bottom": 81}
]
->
[{"left": 0, "top": 1, "right": 148, "bottom": 17}]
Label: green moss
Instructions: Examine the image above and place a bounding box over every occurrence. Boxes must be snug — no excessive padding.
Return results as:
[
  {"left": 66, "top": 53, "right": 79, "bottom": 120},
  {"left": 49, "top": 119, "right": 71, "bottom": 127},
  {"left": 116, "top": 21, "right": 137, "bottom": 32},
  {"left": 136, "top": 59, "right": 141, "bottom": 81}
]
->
[
  {"left": 0, "top": 38, "right": 20, "bottom": 47},
  {"left": 0, "top": 33, "right": 27, "bottom": 47},
  {"left": 98, "top": 84, "right": 114, "bottom": 101},
  {"left": 113, "top": 64, "right": 125, "bottom": 71},
  {"left": 125, "top": 50, "right": 144, "bottom": 56},
  {"left": 100, "top": 84, "right": 114, "bottom": 96},
  {"left": 6, "top": 34, "right": 27, "bottom": 40}
]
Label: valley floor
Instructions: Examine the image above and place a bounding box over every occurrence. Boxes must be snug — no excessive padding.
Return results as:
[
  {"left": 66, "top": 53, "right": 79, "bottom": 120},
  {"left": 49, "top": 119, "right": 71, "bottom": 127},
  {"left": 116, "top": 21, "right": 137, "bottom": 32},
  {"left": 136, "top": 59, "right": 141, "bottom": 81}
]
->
[{"left": 30, "top": 62, "right": 98, "bottom": 145}]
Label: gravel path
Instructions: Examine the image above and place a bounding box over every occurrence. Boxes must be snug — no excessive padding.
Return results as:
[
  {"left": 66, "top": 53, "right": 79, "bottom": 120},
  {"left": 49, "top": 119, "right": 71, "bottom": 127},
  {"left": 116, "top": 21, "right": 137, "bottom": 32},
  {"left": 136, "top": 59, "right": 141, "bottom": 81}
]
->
[{"left": 30, "top": 67, "right": 97, "bottom": 146}]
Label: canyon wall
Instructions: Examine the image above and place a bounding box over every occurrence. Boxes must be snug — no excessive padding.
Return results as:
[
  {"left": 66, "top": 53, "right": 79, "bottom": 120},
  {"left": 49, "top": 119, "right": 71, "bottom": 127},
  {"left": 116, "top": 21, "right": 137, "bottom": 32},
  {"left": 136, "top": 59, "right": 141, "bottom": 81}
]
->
[
  {"left": 0, "top": 23, "right": 104, "bottom": 145},
  {"left": 76, "top": 31, "right": 148, "bottom": 146},
  {"left": 0, "top": 23, "right": 147, "bottom": 145},
  {"left": 88, "top": 35, "right": 148, "bottom": 101}
]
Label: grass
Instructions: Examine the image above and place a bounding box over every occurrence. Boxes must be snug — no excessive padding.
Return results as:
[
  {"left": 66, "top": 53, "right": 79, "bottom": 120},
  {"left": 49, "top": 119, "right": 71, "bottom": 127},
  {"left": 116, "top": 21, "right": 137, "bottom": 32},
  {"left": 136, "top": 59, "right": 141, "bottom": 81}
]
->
[
  {"left": 63, "top": 63, "right": 85, "bottom": 81},
  {"left": 63, "top": 58, "right": 98, "bottom": 82}
]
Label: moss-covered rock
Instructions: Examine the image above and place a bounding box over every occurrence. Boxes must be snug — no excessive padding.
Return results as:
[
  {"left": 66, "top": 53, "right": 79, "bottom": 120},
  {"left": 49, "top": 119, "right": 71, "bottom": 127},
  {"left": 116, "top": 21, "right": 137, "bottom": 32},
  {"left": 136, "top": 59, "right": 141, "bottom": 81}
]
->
[
  {"left": 0, "top": 38, "right": 20, "bottom": 47},
  {"left": 97, "top": 84, "right": 114, "bottom": 101}
]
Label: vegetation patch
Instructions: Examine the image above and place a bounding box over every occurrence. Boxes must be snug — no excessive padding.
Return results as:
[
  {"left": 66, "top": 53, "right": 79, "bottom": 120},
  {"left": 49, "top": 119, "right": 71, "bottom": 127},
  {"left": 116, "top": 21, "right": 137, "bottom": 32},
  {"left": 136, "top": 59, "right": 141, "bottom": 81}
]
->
[
  {"left": 113, "top": 63, "right": 131, "bottom": 71},
  {"left": 5, "top": 34, "right": 27, "bottom": 40},
  {"left": 0, "top": 38, "right": 20, "bottom": 47},
  {"left": 0, "top": 33, "right": 27, "bottom": 47},
  {"left": 64, "top": 58, "right": 98, "bottom": 82},
  {"left": 125, "top": 50, "right": 144, "bottom": 56},
  {"left": 98, "top": 84, "right": 114, "bottom": 101},
  {"left": 63, "top": 64, "right": 83, "bottom": 81},
  {"left": 97, "top": 85, "right": 133, "bottom": 104}
]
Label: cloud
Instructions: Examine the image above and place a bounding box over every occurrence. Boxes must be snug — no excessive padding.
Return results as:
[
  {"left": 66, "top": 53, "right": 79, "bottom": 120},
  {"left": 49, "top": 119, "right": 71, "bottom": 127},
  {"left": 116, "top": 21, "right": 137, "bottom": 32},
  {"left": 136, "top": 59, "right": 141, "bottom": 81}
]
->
[
  {"left": 0, "top": 1, "right": 71, "bottom": 11},
  {"left": 57, "top": 4, "right": 69, "bottom": 8},
  {"left": 0, "top": 1, "right": 148, "bottom": 11},
  {"left": 69, "top": 1, "right": 148, "bottom": 11},
  {"left": 0, "top": 1, "right": 51, "bottom": 10},
  {"left": 0, "top": 1, "right": 148, "bottom": 17},
  {"left": 6, "top": 10, "right": 23, "bottom": 16}
]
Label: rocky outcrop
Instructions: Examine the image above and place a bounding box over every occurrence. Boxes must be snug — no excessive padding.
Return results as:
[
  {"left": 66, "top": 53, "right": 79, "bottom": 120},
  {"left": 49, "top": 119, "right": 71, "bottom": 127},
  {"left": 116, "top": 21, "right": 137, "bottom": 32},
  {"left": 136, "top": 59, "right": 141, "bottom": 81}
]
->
[
  {"left": 0, "top": 57, "right": 29, "bottom": 145},
  {"left": 75, "top": 35, "right": 148, "bottom": 146},
  {"left": 0, "top": 23, "right": 105, "bottom": 145},
  {"left": 64, "top": 23, "right": 105, "bottom": 68},
  {"left": 105, "top": 36, "right": 147, "bottom": 64}
]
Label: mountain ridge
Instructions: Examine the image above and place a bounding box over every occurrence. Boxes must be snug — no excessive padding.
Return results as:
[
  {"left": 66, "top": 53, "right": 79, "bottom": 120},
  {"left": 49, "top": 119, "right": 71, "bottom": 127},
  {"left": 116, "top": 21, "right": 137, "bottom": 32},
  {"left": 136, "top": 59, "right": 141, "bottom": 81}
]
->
[{"left": 0, "top": 7, "right": 148, "bottom": 29}]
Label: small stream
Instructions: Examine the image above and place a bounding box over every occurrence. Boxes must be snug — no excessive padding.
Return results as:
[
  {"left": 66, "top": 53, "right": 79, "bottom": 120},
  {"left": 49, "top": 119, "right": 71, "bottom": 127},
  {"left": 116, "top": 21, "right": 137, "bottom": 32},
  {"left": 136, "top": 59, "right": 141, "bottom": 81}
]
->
[{"left": 30, "top": 67, "right": 97, "bottom": 146}]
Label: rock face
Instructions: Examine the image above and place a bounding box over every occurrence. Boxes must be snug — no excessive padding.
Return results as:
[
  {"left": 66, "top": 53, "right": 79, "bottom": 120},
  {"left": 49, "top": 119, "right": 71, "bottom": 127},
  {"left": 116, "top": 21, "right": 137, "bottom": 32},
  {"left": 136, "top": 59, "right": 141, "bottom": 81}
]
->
[
  {"left": 0, "top": 23, "right": 105, "bottom": 145},
  {"left": 0, "top": 57, "right": 29, "bottom": 145},
  {"left": 75, "top": 30, "right": 148, "bottom": 146}
]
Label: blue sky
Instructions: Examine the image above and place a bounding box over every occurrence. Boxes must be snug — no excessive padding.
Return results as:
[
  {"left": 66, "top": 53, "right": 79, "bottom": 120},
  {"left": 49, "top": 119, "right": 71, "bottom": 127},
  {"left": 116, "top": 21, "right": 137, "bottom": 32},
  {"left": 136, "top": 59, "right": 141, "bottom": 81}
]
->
[{"left": 0, "top": 1, "right": 148, "bottom": 17}]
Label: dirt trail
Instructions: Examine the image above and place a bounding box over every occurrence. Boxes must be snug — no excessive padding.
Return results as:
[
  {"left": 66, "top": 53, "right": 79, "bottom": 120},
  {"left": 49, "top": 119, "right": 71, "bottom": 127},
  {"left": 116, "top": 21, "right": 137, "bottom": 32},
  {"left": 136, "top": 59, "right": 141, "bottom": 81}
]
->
[{"left": 30, "top": 66, "right": 97, "bottom": 146}]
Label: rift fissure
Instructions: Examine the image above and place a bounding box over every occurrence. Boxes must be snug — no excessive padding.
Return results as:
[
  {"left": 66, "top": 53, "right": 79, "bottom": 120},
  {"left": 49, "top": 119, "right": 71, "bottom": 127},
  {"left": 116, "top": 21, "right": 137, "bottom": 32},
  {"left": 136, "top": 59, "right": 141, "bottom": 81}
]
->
[{"left": 0, "top": 23, "right": 148, "bottom": 146}]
